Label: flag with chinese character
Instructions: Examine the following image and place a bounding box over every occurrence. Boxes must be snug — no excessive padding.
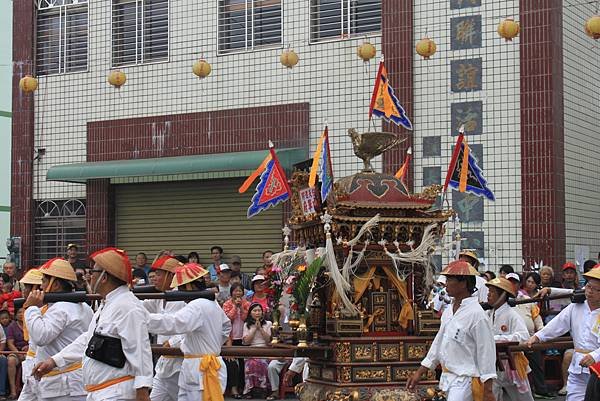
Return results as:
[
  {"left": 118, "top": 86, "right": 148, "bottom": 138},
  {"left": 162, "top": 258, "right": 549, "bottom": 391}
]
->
[
  {"left": 308, "top": 126, "right": 334, "bottom": 202},
  {"left": 444, "top": 131, "right": 495, "bottom": 201},
  {"left": 247, "top": 143, "right": 291, "bottom": 218},
  {"left": 369, "top": 59, "right": 413, "bottom": 130},
  {"left": 394, "top": 147, "right": 412, "bottom": 191}
]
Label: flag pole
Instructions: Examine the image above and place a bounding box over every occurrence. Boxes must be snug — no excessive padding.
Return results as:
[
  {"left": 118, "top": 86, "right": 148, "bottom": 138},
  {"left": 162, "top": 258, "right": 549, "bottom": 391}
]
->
[
  {"left": 441, "top": 126, "right": 465, "bottom": 207},
  {"left": 368, "top": 54, "right": 385, "bottom": 133}
]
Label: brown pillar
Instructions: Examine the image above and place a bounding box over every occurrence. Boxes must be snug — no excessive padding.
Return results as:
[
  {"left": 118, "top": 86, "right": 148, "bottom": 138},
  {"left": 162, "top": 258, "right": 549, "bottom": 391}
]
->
[
  {"left": 519, "top": 0, "right": 565, "bottom": 268},
  {"left": 87, "top": 179, "right": 115, "bottom": 253},
  {"left": 11, "top": 0, "right": 36, "bottom": 269},
  {"left": 381, "top": 0, "right": 414, "bottom": 189}
]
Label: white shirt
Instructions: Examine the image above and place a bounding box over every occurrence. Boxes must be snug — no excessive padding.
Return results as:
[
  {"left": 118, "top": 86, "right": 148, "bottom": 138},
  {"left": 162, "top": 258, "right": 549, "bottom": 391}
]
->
[
  {"left": 26, "top": 301, "right": 94, "bottom": 398},
  {"left": 421, "top": 296, "right": 497, "bottom": 383},
  {"left": 143, "top": 298, "right": 185, "bottom": 379},
  {"left": 535, "top": 301, "right": 600, "bottom": 374},
  {"left": 148, "top": 298, "right": 232, "bottom": 391},
  {"left": 475, "top": 275, "right": 489, "bottom": 303},
  {"left": 488, "top": 302, "right": 530, "bottom": 343},
  {"left": 52, "top": 285, "right": 154, "bottom": 401}
]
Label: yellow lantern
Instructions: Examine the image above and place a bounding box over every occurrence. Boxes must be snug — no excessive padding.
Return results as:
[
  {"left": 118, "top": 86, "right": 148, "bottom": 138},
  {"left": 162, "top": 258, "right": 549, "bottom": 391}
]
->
[
  {"left": 280, "top": 49, "right": 299, "bottom": 69},
  {"left": 585, "top": 15, "right": 600, "bottom": 39},
  {"left": 497, "top": 18, "right": 520, "bottom": 41},
  {"left": 192, "top": 59, "right": 212, "bottom": 78},
  {"left": 19, "top": 75, "right": 38, "bottom": 93},
  {"left": 357, "top": 42, "right": 376, "bottom": 62},
  {"left": 107, "top": 70, "right": 127, "bottom": 88},
  {"left": 415, "top": 37, "right": 437, "bottom": 59}
]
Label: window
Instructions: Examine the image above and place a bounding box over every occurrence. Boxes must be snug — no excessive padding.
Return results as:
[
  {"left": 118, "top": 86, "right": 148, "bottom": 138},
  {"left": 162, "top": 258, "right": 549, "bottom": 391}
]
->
[
  {"left": 218, "top": 0, "right": 282, "bottom": 54},
  {"left": 36, "top": 0, "right": 88, "bottom": 76},
  {"left": 310, "top": 0, "right": 381, "bottom": 43},
  {"left": 34, "top": 199, "right": 86, "bottom": 266},
  {"left": 112, "top": 0, "right": 169, "bottom": 67}
]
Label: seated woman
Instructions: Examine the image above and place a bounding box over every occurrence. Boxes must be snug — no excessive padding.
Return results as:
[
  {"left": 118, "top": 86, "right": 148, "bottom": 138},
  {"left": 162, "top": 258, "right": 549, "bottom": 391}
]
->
[{"left": 242, "top": 303, "right": 272, "bottom": 399}]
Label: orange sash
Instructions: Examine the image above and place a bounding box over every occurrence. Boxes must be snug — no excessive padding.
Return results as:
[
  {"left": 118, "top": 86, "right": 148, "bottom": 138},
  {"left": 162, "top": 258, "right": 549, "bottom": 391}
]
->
[
  {"left": 85, "top": 375, "right": 134, "bottom": 392},
  {"left": 43, "top": 361, "right": 82, "bottom": 377},
  {"left": 184, "top": 354, "right": 224, "bottom": 401}
]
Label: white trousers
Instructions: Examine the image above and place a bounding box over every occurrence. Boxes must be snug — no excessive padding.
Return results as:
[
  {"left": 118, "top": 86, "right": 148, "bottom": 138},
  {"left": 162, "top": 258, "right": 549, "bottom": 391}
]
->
[
  {"left": 151, "top": 374, "right": 179, "bottom": 401},
  {"left": 267, "top": 360, "right": 287, "bottom": 392},
  {"left": 566, "top": 371, "right": 589, "bottom": 401},
  {"left": 445, "top": 378, "right": 473, "bottom": 401},
  {"left": 177, "top": 388, "right": 202, "bottom": 401},
  {"left": 17, "top": 377, "right": 40, "bottom": 401}
]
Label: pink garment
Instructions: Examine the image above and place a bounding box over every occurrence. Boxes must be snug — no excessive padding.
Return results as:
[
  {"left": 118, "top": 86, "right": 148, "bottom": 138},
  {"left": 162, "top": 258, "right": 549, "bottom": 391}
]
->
[{"left": 222, "top": 298, "right": 250, "bottom": 340}]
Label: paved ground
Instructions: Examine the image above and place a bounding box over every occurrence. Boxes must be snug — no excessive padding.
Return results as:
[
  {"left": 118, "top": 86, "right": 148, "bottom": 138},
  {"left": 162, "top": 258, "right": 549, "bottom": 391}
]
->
[{"left": 224, "top": 395, "right": 567, "bottom": 400}]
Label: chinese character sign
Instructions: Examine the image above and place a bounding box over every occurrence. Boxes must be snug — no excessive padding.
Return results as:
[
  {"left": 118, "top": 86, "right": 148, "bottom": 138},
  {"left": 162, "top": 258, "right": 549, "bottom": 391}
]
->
[
  {"left": 451, "top": 59, "right": 482, "bottom": 92},
  {"left": 451, "top": 101, "right": 483, "bottom": 135},
  {"left": 299, "top": 187, "right": 319, "bottom": 216},
  {"left": 451, "top": 15, "right": 482, "bottom": 50}
]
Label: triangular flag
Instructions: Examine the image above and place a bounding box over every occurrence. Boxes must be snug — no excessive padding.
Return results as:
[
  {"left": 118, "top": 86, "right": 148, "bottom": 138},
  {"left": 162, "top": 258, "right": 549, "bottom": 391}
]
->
[
  {"left": 447, "top": 138, "right": 495, "bottom": 201},
  {"left": 369, "top": 58, "right": 413, "bottom": 130},
  {"left": 309, "top": 126, "right": 334, "bottom": 202},
  {"left": 394, "top": 147, "right": 412, "bottom": 191},
  {"left": 239, "top": 154, "right": 272, "bottom": 193},
  {"left": 247, "top": 143, "right": 292, "bottom": 218}
]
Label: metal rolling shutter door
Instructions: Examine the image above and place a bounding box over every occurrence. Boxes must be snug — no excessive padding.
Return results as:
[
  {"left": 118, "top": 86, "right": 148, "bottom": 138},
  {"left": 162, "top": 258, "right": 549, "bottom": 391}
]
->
[{"left": 115, "top": 178, "right": 283, "bottom": 270}]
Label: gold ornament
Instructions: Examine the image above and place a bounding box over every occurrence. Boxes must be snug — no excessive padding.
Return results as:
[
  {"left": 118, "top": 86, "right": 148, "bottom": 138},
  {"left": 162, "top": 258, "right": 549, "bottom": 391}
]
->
[
  {"left": 585, "top": 15, "right": 600, "bottom": 39},
  {"left": 280, "top": 49, "right": 299, "bottom": 69},
  {"left": 107, "top": 70, "right": 127, "bottom": 88},
  {"left": 497, "top": 18, "right": 520, "bottom": 41},
  {"left": 357, "top": 42, "right": 376, "bottom": 62},
  {"left": 19, "top": 75, "right": 38, "bottom": 93},
  {"left": 415, "top": 37, "right": 437, "bottom": 59},
  {"left": 192, "top": 59, "right": 212, "bottom": 78}
]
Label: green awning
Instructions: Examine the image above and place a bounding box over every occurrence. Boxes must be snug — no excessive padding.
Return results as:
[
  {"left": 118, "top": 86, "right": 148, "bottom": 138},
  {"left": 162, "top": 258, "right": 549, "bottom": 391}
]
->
[{"left": 47, "top": 148, "right": 307, "bottom": 184}]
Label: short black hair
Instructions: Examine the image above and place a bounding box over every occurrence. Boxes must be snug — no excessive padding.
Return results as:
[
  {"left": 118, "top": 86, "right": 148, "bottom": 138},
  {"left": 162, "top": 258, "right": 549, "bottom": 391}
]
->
[
  {"left": 584, "top": 259, "right": 597, "bottom": 273},
  {"left": 0, "top": 310, "right": 10, "bottom": 317},
  {"left": 453, "top": 275, "right": 477, "bottom": 294},
  {"left": 499, "top": 265, "right": 515, "bottom": 275},
  {"left": 56, "top": 278, "right": 74, "bottom": 292},
  {"left": 211, "top": 246, "right": 223, "bottom": 254},
  {"left": 262, "top": 250, "right": 273, "bottom": 257},
  {"left": 484, "top": 271, "right": 496, "bottom": 280},
  {"left": 187, "top": 252, "right": 200, "bottom": 261},
  {"left": 0, "top": 273, "right": 9, "bottom": 283},
  {"left": 230, "top": 283, "right": 245, "bottom": 296},
  {"left": 136, "top": 252, "right": 147, "bottom": 258}
]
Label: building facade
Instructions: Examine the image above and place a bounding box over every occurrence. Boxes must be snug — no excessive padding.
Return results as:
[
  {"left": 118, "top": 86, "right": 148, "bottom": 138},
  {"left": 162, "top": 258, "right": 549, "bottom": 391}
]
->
[
  {"left": 0, "top": 0, "right": 12, "bottom": 261},
  {"left": 11, "top": 0, "right": 600, "bottom": 271}
]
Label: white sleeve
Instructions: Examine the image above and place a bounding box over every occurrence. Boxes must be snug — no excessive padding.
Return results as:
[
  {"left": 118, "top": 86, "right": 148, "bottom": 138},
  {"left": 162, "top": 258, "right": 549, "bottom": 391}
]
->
[
  {"left": 222, "top": 310, "right": 232, "bottom": 344},
  {"left": 148, "top": 304, "right": 204, "bottom": 335},
  {"left": 421, "top": 319, "right": 445, "bottom": 370},
  {"left": 548, "top": 287, "right": 574, "bottom": 296},
  {"left": 25, "top": 305, "right": 68, "bottom": 346},
  {"left": 118, "top": 307, "right": 153, "bottom": 389},
  {"left": 474, "top": 317, "right": 498, "bottom": 382},
  {"left": 142, "top": 299, "right": 159, "bottom": 314},
  {"left": 494, "top": 313, "right": 530, "bottom": 342},
  {"left": 52, "top": 330, "right": 89, "bottom": 367},
  {"left": 535, "top": 304, "right": 572, "bottom": 342}
]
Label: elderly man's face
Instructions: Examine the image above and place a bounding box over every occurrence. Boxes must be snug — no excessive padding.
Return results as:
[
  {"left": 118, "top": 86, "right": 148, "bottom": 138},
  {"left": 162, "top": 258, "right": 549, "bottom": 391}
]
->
[{"left": 2, "top": 263, "right": 15, "bottom": 278}]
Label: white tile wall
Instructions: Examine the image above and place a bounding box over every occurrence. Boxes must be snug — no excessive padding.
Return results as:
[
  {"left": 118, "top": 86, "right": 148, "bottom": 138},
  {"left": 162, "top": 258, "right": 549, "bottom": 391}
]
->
[
  {"left": 562, "top": 3, "right": 600, "bottom": 263},
  {"left": 413, "top": 0, "right": 522, "bottom": 270}
]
